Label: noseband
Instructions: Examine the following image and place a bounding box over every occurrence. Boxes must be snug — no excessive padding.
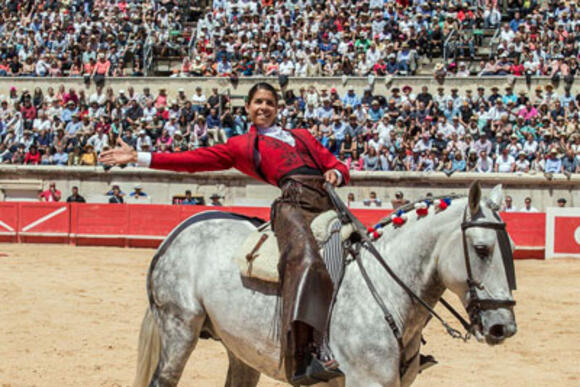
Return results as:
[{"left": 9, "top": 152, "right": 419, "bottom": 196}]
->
[{"left": 461, "top": 207, "right": 517, "bottom": 329}]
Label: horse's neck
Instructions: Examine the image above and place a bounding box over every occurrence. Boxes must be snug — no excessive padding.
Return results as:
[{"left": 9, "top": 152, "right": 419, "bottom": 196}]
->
[{"left": 356, "top": 204, "right": 463, "bottom": 344}]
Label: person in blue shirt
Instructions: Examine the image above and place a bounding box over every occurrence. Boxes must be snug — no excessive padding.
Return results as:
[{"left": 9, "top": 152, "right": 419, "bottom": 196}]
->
[
  {"left": 61, "top": 101, "right": 78, "bottom": 123},
  {"left": 509, "top": 12, "right": 522, "bottom": 32},
  {"left": 65, "top": 113, "right": 82, "bottom": 136},
  {"left": 129, "top": 184, "right": 148, "bottom": 199},
  {"left": 341, "top": 88, "right": 361, "bottom": 108},
  {"left": 181, "top": 190, "right": 199, "bottom": 205},
  {"left": 545, "top": 148, "right": 563, "bottom": 174},
  {"left": 368, "top": 100, "right": 384, "bottom": 122}
]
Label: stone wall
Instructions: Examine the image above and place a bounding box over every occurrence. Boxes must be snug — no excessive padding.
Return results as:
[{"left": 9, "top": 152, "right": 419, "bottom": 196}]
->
[
  {"left": 0, "top": 76, "right": 577, "bottom": 106},
  {"left": 1, "top": 165, "right": 578, "bottom": 210}
]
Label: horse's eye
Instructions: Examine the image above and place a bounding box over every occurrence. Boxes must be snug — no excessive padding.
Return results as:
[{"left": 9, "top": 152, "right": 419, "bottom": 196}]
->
[{"left": 474, "top": 245, "right": 489, "bottom": 259}]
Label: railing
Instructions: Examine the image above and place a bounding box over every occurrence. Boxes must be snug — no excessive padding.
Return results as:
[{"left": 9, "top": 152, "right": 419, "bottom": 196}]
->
[
  {"left": 443, "top": 29, "right": 457, "bottom": 63},
  {"left": 143, "top": 30, "right": 155, "bottom": 76},
  {"left": 488, "top": 26, "right": 501, "bottom": 59}
]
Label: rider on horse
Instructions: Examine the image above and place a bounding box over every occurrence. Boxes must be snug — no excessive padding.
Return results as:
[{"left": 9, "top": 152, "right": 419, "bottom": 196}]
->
[{"left": 100, "top": 82, "right": 350, "bottom": 385}]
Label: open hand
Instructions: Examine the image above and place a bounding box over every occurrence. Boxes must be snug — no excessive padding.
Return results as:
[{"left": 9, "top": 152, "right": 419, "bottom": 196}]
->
[{"left": 98, "top": 137, "right": 137, "bottom": 166}]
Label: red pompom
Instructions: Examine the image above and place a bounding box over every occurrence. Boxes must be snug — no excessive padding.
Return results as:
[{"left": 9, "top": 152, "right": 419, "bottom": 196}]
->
[
  {"left": 372, "top": 231, "right": 380, "bottom": 239},
  {"left": 367, "top": 226, "right": 375, "bottom": 233},
  {"left": 439, "top": 202, "right": 448, "bottom": 210},
  {"left": 392, "top": 217, "right": 406, "bottom": 226},
  {"left": 416, "top": 208, "right": 429, "bottom": 217}
]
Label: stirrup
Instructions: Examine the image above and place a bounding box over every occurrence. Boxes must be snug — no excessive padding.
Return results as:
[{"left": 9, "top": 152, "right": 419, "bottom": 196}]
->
[{"left": 291, "top": 356, "right": 344, "bottom": 386}]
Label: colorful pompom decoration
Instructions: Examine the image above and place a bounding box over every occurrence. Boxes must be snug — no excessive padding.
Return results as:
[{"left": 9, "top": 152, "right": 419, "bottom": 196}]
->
[
  {"left": 415, "top": 201, "right": 429, "bottom": 217},
  {"left": 368, "top": 225, "right": 384, "bottom": 240},
  {"left": 391, "top": 209, "right": 408, "bottom": 227},
  {"left": 434, "top": 198, "right": 452, "bottom": 212}
]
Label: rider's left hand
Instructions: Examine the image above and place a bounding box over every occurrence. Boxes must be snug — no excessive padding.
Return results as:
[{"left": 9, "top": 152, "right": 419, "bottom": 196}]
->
[{"left": 324, "top": 170, "right": 339, "bottom": 187}]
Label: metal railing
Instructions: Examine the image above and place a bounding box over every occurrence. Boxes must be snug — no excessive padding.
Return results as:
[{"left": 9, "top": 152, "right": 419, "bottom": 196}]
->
[
  {"left": 443, "top": 29, "right": 457, "bottom": 63},
  {"left": 143, "top": 30, "right": 155, "bottom": 76},
  {"left": 488, "top": 27, "right": 501, "bottom": 59}
]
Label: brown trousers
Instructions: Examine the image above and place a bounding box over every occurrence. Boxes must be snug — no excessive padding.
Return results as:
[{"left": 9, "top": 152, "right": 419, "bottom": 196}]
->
[{"left": 271, "top": 175, "right": 334, "bottom": 379}]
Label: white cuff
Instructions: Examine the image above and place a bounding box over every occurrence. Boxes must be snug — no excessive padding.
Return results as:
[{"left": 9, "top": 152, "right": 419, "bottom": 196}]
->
[
  {"left": 332, "top": 169, "right": 343, "bottom": 186},
  {"left": 137, "top": 152, "right": 152, "bottom": 167}
]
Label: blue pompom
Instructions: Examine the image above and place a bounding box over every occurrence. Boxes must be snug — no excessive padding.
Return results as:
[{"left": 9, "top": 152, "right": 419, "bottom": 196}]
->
[
  {"left": 395, "top": 209, "right": 404, "bottom": 217},
  {"left": 443, "top": 197, "right": 452, "bottom": 206}
]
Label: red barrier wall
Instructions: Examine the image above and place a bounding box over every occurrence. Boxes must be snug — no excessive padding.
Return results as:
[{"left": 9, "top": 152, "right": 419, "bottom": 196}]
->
[
  {"left": 0, "top": 202, "right": 18, "bottom": 243},
  {"left": 500, "top": 212, "right": 546, "bottom": 259},
  {"left": 0, "top": 202, "right": 545, "bottom": 259}
]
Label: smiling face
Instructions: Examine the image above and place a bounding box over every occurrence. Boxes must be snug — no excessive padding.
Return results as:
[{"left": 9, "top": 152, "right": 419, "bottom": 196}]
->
[{"left": 245, "top": 88, "right": 278, "bottom": 129}]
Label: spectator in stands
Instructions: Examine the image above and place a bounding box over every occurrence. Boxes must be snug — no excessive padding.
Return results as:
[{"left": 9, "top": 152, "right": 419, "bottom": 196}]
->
[
  {"left": 181, "top": 190, "right": 199, "bottom": 205},
  {"left": 502, "top": 196, "right": 518, "bottom": 212},
  {"left": 109, "top": 185, "right": 124, "bottom": 204},
  {"left": 363, "top": 191, "right": 382, "bottom": 207},
  {"left": 544, "top": 148, "right": 563, "bottom": 177},
  {"left": 39, "top": 182, "right": 61, "bottom": 202},
  {"left": 24, "top": 144, "right": 41, "bottom": 165},
  {"left": 209, "top": 193, "right": 223, "bottom": 206},
  {"left": 66, "top": 186, "right": 86, "bottom": 203},
  {"left": 391, "top": 191, "right": 408, "bottom": 209},
  {"left": 129, "top": 184, "right": 148, "bottom": 200},
  {"left": 557, "top": 198, "right": 567, "bottom": 208},
  {"left": 519, "top": 197, "right": 539, "bottom": 212}
]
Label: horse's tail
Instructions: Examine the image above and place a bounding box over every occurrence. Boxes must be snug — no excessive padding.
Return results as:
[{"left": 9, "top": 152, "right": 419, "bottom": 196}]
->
[{"left": 133, "top": 308, "right": 161, "bottom": 387}]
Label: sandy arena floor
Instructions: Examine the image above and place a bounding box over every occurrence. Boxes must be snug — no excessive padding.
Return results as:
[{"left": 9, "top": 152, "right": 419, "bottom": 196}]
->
[{"left": 0, "top": 244, "right": 578, "bottom": 387}]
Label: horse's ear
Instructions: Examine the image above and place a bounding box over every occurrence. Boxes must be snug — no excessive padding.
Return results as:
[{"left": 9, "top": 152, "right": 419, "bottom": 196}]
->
[
  {"left": 468, "top": 180, "right": 482, "bottom": 218},
  {"left": 487, "top": 184, "right": 503, "bottom": 211}
]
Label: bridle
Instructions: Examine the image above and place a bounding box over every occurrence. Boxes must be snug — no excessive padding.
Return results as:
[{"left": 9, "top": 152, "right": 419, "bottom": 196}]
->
[
  {"left": 461, "top": 206, "right": 517, "bottom": 331},
  {"left": 325, "top": 183, "right": 517, "bottom": 376}
]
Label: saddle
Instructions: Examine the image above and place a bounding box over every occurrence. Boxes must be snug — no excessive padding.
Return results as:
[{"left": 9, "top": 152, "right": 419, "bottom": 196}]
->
[{"left": 235, "top": 210, "right": 355, "bottom": 284}]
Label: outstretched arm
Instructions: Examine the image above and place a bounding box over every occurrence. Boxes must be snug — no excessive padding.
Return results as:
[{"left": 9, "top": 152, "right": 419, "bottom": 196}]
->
[{"left": 99, "top": 137, "right": 234, "bottom": 173}]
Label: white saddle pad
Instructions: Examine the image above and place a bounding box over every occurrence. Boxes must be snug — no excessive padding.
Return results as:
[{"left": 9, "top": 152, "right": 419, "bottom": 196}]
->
[{"left": 235, "top": 211, "right": 355, "bottom": 283}]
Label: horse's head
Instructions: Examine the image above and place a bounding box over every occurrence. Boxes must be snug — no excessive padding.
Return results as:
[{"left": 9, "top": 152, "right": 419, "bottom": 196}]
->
[{"left": 437, "top": 182, "right": 517, "bottom": 345}]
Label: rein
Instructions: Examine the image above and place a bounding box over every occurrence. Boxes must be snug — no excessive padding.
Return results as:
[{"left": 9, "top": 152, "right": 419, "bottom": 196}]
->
[{"left": 324, "top": 183, "right": 516, "bottom": 377}]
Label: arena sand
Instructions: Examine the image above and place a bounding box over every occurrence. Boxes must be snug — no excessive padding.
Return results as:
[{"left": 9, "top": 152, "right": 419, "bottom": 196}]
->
[{"left": 0, "top": 244, "right": 578, "bottom": 387}]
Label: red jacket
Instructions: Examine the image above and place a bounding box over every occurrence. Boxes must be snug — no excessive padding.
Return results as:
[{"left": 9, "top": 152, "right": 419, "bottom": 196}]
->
[{"left": 150, "top": 126, "right": 350, "bottom": 186}]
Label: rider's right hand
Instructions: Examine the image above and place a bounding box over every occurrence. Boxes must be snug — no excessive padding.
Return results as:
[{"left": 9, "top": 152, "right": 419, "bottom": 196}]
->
[{"left": 99, "top": 137, "right": 138, "bottom": 166}]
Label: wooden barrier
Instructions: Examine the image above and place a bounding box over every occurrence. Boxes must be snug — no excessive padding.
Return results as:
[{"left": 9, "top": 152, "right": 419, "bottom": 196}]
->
[{"left": 0, "top": 202, "right": 544, "bottom": 259}]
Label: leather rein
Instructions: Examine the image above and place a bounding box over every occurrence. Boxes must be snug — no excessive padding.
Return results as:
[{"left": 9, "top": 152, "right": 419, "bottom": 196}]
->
[{"left": 324, "top": 183, "right": 516, "bottom": 376}]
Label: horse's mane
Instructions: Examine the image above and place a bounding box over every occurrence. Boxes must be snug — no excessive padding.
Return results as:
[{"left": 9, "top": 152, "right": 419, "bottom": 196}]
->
[{"left": 375, "top": 193, "right": 467, "bottom": 230}]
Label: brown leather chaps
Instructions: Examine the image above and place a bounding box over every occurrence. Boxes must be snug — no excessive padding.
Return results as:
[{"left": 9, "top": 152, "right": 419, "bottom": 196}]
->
[{"left": 271, "top": 175, "right": 334, "bottom": 380}]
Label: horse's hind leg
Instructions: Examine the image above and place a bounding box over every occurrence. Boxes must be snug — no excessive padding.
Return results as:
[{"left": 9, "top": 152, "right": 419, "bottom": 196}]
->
[
  {"left": 150, "top": 305, "right": 205, "bottom": 387},
  {"left": 224, "top": 349, "right": 261, "bottom": 387}
]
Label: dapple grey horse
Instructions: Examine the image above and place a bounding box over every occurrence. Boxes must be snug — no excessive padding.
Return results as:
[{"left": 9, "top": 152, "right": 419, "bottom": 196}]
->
[{"left": 134, "top": 183, "right": 517, "bottom": 387}]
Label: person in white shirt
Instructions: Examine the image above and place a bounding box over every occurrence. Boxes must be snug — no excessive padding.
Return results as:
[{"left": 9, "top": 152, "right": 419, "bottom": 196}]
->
[
  {"left": 495, "top": 148, "right": 515, "bottom": 172},
  {"left": 476, "top": 150, "right": 494, "bottom": 173},
  {"left": 519, "top": 197, "right": 539, "bottom": 212},
  {"left": 136, "top": 130, "right": 152, "bottom": 151},
  {"left": 87, "top": 129, "right": 109, "bottom": 153},
  {"left": 279, "top": 57, "right": 295, "bottom": 76},
  {"left": 514, "top": 151, "right": 530, "bottom": 172},
  {"left": 33, "top": 110, "right": 52, "bottom": 132},
  {"left": 522, "top": 134, "right": 538, "bottom": 156},
  {"left": 501, "top": 195, "right": 518, "bottom": 212}
]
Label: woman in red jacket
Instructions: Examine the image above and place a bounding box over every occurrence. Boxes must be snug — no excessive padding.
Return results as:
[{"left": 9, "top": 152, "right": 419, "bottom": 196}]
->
[{"left": 100, "top": 82, "right": 349, "bottom": 384}]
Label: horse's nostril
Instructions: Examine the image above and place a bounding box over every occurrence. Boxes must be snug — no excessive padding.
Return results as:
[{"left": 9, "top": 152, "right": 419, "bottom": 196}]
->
[{"left": 489, "top": 324, "right": 505, "bottom": 338}]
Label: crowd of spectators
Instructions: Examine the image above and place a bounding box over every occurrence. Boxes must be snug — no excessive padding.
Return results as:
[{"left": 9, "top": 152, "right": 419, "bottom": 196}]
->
[
  {"left": 4, "top": 0, "right": 580, "bottom": 79},
  {"left": 0, "top": 0, "right": 200, "bottom": 79},
  {"left": 2, "top": 83, "right": 580, "bottom": 176}
]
